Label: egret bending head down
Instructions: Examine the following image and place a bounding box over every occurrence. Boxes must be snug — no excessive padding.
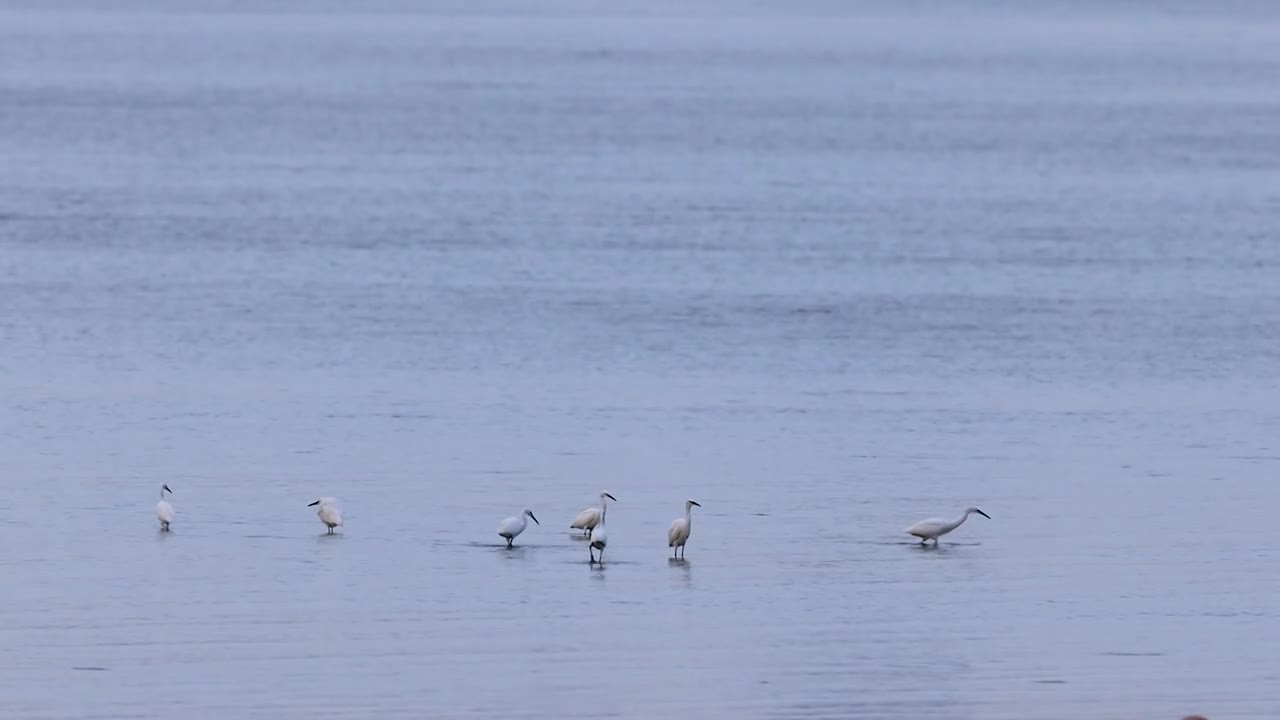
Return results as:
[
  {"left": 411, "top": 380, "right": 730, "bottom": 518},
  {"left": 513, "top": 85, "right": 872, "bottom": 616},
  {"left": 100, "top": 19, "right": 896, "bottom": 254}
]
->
[
  {"left": 498, "top": 508, "right": 539, "bottom": 549},
  {"left": 667, "top": 499, "right": 701, "bottom": 559},
  {"left": 570, "top": 491, "right": 616, "bottom": 536},
  {"left": 155, "top": 484, "right": 174, "bottom": 531},
  {"left": 308, "top": 497, "right": 343, "bottom": 534},
  {"left": 906, "top": 506, "right": 990, "bottom": 546}
]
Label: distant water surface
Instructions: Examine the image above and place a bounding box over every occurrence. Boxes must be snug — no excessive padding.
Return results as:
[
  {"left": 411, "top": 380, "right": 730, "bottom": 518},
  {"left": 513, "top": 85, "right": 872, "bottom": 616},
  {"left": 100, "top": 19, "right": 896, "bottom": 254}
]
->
[{"left": 1, "top": 2, "right": 1279, "bottom": 718}]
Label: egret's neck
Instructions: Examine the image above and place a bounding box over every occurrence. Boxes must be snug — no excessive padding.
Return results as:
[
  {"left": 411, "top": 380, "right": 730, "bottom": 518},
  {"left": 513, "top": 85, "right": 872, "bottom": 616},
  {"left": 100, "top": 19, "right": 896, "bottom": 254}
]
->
[
  {"left": 946, "top": 511, "right": 972, "bottom": 532},
  {"left": 685, "top": 504, "right": 693, "bottom": 522}
]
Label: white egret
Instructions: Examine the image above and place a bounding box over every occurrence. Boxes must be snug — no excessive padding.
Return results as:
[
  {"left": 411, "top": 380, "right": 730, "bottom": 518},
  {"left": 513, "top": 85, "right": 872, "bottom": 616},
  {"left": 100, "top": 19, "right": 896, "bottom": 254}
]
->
[
  {"left": 667, "top": 498, "right": 701, "bottom": 559},
  {"left": 497, "top": 508, "right": 539, "bottom": 548},
  {"left": 570, "top": 491, "right": 616, "bottom": 536},
  {"left": 307, "top": 497, "right": 343, "bottom": 534},
  {"left": 588, "top": 496, "right": 615, "bottom": 564},
  {"left": 155, "top": 484, "right": 174, "bottom": 531},
  {"left": 906, "top": 506, "right": 990, "bottom": 545}
]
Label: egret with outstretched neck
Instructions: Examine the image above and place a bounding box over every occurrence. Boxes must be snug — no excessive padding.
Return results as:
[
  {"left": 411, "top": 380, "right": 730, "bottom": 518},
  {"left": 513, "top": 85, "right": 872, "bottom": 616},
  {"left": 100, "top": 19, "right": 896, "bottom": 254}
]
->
[
  {"left": 308, "top": 497, "right": 343, "bottom": 534},
  {"left": 589, "top": 497, "right": 615, "bottom": 564},
  {"left": 906, "top": 506, "right": 990, "bottom": 545},
  {"left": 570, "top": 491, "right": 616, "bottom": 536},
  {"left": 667, "top": 499, "right": 701, "bottom": 559},
  {"left": 155, "top": 484, "right": 174, "bottom": 531},
  {"left": 498, "top": 508, "right": 539, "bottom": 548}
]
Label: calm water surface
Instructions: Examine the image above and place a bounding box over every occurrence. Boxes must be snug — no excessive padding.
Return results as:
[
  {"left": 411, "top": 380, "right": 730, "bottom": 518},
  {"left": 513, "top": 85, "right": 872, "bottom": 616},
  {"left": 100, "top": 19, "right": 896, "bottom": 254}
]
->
[{"left": 2, "top": 2, "right": 1279, "bottom": 718}]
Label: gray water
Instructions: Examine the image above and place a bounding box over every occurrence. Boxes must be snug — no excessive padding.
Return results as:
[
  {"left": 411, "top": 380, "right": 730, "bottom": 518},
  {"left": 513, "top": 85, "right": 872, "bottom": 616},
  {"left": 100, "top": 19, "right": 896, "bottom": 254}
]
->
[{"left": 2, "top": 2, "right": 1279, "bottom": 718}]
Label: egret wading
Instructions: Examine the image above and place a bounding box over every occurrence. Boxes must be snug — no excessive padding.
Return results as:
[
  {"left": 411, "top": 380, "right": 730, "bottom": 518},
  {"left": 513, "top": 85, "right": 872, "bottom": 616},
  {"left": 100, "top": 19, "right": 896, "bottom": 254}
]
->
[
  {"left": 906, "top": 507, "right": 990, "bottom": 545},
  {"left": 308, "top": 497, "right": 343, "bottom": 534},
  {"left": 570, "top": 491, "right": 616, "bottom": 536},
  {"left": 155, "top": 484, "right": 174, "bottom": 531},
  {"left": 667, "top": 499, "right": 701, "bottom": 559},
  {"left": 588, "top": 495, "right": 616, "bottom": 564},
  {"left": 498, "top": 508, "right": 539, "bottom": 548}
]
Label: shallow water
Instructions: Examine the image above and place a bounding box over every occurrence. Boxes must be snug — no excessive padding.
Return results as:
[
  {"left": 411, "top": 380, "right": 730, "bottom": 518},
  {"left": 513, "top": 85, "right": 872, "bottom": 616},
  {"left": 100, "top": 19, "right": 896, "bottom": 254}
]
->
[{"left": 2, "top": 2, "right": 1279, "bottom": 718}]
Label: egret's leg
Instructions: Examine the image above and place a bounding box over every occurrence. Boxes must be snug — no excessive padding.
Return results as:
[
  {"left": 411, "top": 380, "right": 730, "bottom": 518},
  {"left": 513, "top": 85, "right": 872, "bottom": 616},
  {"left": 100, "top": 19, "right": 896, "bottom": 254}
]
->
[
  {"left": 589, "top": 547, "right": 595, "bottom": 563},
  {"left": 506, "top": 538, "right": 513, "bottom": 549}
]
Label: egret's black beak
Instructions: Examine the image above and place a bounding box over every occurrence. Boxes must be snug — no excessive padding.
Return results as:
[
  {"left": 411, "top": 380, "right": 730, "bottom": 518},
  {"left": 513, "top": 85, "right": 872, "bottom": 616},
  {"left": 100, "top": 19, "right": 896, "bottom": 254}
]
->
[
  {"left": 529, "top": 512, "right": 539, "bottom": 525},
  {"left": 163, "top": 484, "right": 172, "bottom": 494},
  {"left": 605, "top": 493, "right": 617, "bottom": 501},
  {"left": 307, "top": 500, "right": 319, "bottom": 507},
  {"left": 690, "top": 501, "right": 701, "bottom": 507},
  {"left": 977, "top": 509, "right": 991, "bottom": 519}
]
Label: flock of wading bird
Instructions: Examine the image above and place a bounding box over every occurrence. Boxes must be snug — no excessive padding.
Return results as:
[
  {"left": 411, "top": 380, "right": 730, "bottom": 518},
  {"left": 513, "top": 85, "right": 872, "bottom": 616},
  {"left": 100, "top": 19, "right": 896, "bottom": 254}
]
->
[{"left": 153, "top": 485, "right": 992, "bottom": 562}]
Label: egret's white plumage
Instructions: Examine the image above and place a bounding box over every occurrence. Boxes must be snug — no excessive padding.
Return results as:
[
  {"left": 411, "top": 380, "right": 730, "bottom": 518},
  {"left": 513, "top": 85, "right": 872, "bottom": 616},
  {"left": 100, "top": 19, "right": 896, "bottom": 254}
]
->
[
  {"left": 569, "top": 507, "right": 600, "bottom": 535},
  {"left": 155, "top": 484, "right": 174, "bottom": 531},
  {"left": 667, "top": 498, "right": 701, "bottom": 559},
  {"left": 906, "top": 506, "right": 990, "bottom": 545},
  {"left": 308, "top": 497, "right": 343, "bottom": 534},
  {"left": 588, "top": 494, "right": 616, "bottom": 564},
  {"left": 498, "top": 508, "right": 539, "bottom": 548},
  {"left": 570, "top": 491, "right": 615, "bottom": 535}
]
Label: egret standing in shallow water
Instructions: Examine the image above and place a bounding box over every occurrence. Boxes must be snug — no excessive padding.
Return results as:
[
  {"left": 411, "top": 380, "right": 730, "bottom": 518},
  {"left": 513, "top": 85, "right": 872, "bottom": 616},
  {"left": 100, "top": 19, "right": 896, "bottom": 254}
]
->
[
  {"left": 307, "top": 497, "right": 343, "bottom": 534},
  {"left": 497, "top": 508, "right": 539, "bottom": 548},
  {"left": 588, "top": 496, "right": 615, "bottom": 564},
  {"left": 570, "top": 491, "right": 616, "bottom": 536},
  {"left": 667, "top": 499, "right": 701, "bottom": 559},
  {"left": 906, "top": 506, "right": 990, "bottom": 545},
  {"left": 155, "top": 484, "right": 174, "bottom": 531}
]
